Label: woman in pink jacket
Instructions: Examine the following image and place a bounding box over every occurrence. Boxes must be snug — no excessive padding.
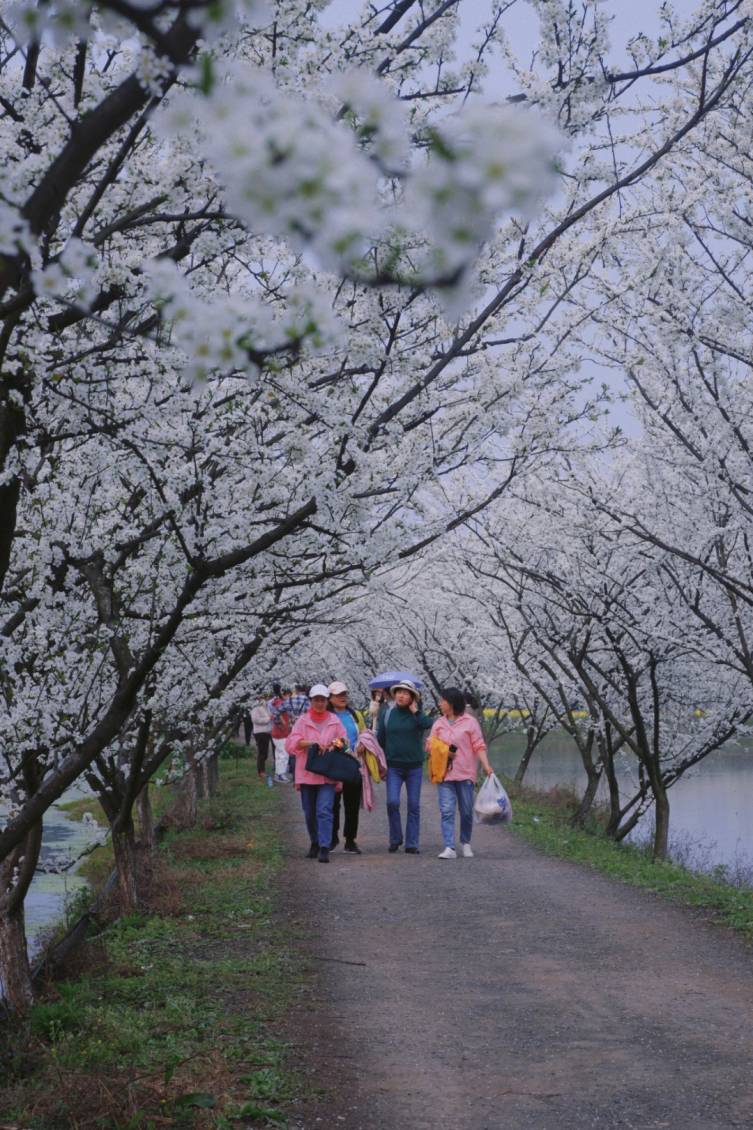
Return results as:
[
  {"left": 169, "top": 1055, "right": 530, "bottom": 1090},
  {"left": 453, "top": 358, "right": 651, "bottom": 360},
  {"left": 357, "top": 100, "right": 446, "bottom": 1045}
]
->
[
  {"left": 429, "top": 686, "right": 493, "bottom": 860},
  {"left": 285, "top": 684, "right": 347, "bottom": 863}
]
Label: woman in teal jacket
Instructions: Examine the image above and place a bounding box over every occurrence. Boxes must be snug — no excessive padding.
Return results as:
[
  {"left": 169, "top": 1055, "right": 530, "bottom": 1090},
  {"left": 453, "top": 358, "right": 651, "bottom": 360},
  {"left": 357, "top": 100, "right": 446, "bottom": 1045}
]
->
[{"left": 377, "top": 680, "right": 433, "bottom": 853}]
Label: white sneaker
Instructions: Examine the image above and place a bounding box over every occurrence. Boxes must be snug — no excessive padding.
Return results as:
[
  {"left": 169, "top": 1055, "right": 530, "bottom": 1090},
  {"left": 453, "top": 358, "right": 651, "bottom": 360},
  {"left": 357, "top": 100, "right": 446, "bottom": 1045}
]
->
[
  {"left": 438, "top": 846, "right": 457, "bottom": 859},
  {"left": 461, "top": 843, "right": 474, "bottom": 858}
]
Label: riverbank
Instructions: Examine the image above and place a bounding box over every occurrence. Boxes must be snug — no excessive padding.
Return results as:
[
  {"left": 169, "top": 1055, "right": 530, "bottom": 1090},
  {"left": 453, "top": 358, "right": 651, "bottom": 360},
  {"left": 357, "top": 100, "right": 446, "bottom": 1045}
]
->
[
  {"left": 505, "top": 777, "right": 753, "bottom": 939},
  {"left": 1, "top": 762, "right": 307, "bottom": 1126}
]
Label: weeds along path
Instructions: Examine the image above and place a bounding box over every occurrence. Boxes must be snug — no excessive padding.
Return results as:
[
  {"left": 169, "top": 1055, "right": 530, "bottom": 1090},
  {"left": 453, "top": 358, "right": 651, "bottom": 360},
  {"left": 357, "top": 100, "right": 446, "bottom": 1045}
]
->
[{"left": 281, "top": 783, "right": 753, "bottom": 1130}]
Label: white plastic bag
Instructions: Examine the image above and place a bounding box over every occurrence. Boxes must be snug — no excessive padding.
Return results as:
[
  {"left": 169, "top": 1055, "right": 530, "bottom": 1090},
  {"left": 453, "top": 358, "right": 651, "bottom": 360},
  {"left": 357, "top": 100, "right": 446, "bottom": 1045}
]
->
[{"left": 473, "top": 773, "right": 513, "bottom": 824}]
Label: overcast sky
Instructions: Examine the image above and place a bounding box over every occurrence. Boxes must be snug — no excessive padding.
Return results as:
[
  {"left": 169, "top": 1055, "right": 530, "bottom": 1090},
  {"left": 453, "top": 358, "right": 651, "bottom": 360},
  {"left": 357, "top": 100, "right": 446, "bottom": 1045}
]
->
[
  {"left": 324, "top": 0, "right": 699, "bottom": 75},
  {"left": 320, "top": 0, "right": 702, "bottom": 436}
]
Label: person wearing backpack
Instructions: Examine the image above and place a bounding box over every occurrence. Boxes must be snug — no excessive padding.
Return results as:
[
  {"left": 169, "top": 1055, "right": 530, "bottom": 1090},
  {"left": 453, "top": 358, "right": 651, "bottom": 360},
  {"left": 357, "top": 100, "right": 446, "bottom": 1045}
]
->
[{"left": 428, "top": 686, "right": 493, "bottom": 859}]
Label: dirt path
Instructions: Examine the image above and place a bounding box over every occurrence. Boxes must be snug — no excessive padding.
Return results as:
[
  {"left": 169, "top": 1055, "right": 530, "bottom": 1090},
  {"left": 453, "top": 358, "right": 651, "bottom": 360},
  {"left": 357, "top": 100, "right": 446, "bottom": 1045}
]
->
[{"left": 280, "top": 783, "right": 753, "bottom": 1130}]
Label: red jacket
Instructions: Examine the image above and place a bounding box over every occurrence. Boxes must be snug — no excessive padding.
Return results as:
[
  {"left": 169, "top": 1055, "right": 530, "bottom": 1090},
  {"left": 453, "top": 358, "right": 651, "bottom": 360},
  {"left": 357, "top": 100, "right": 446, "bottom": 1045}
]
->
[{"left": 270, "top": 697, "right": 290, "bottom": 739}]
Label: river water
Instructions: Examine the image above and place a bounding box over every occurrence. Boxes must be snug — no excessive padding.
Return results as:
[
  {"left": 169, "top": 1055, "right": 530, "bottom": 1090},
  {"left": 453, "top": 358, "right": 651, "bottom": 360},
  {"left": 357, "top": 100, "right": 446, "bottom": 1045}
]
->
[
  {"left": 490, "top": 730, "right": 753, "bottom": 875},
  {"left": 0, "top": 797, "right": 95, "bottom": 960}
]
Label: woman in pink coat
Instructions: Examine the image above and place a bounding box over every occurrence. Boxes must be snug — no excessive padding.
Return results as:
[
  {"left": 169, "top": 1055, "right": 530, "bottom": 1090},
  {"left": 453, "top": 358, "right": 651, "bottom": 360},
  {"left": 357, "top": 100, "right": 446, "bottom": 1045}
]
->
[
  {"left": 285, "top": 684, "right": 347, "bottom": 863},
  {"left": 429, "top": 686, "right": 493, "bottom": 860}
]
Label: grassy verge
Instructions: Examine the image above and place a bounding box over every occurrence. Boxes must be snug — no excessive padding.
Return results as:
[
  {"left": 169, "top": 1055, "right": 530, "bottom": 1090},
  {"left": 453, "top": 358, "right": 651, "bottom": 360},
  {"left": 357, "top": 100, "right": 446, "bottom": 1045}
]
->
[
  {"left": 2, "top": 761, "right": 304, "bottom": 1129},
  {"left": 505, "top": 778, "right": 753, "bottom": 938}
]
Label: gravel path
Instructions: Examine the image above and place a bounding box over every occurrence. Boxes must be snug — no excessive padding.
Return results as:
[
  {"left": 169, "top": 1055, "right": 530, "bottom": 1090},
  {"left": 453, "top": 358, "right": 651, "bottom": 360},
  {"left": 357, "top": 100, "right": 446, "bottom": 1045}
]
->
[{"left": 281, "top": 782, "right": 753, "bottom": 1130}]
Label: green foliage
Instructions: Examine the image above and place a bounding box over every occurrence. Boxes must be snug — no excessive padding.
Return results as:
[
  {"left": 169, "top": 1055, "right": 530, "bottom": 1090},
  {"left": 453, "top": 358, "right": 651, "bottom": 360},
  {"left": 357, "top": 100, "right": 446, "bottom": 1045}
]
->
[
  {"left": 234, "top": 1102, "right": 287, "bottom": 1127},
  {"left": 240, "top": 1067, "right": 293, "bottom": 1102},
  {"left": 30, "top": 981, "right": 85, "bottom": 1040},
  {"left": 219, "top": 739, "right": 253, "bottom": 761},
  {"left": 507, "top": 778, "right": 753, "bottom": 937},
  {"left": 174, "top": 1092, "right": 216, "bottom": 1109}
]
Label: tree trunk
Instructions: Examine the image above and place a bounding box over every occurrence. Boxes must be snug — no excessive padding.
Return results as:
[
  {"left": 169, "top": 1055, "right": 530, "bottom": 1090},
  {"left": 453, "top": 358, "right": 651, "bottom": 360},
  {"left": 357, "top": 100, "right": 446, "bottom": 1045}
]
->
[
  {"left": 112, "top": 822, "right": 140, "bottom": 912},
  {"left": 0, "top": 817, "right": 43, "bottom": 1012},
  {"left": 209, "top": 751, "right": 219, "bottom": 792},
  {"left": 600, "top": 730, "right": 622, "bottom": 838},
  {"left": 571, "top": 763, "right": 601, "bottom": 826},
  {"left": 514, "top": 729, "right": 537, "bottom": 784},
  {"left": 652, "top": 785, "right": 670, "bottom": 861},
  {"left": 199, "top": 758, "right": 210, "bottom": 800},
  {"left": 0, "top": 903, "right": 35, "bottom": 1012},
  {"left": 137, "top": 784, "right": 156, "bottom": 850},
  {"left": 183, "top": 760, "right": 199, "bottom": 827}
]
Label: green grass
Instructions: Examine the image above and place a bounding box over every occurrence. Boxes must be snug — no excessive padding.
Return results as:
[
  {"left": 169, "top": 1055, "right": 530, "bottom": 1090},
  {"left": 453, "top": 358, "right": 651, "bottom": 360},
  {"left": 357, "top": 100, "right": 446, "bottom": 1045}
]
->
[
  {"left": 3, "top": 763, "right": 304, "bottom": 1129},
  {"left": 505, "top": 778, "right": 753, "bottom": 937}
]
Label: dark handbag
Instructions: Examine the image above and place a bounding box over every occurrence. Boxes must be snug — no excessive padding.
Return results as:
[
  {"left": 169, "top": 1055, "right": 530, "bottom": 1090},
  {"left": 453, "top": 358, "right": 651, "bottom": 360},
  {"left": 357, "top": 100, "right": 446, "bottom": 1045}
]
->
[{"left": 305, "top": 743, "right": 362, "bottom": 784}]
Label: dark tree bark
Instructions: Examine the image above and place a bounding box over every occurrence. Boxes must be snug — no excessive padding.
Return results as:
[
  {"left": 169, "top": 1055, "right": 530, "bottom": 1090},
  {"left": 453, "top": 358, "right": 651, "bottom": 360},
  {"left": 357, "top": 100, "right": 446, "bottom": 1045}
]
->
[
  {"left": 0, "top": 757, "right": 44, "bottom": 1011},
  {"left": 87, "top": 713, "right": 152, "bottom": 911},
  {"left": 137, "top": 784, "right": 156, "bottom": 851},
  {"left": 514, "top": 727, "right": 537, "bottom": 784},
  {"left": 182, "top": 757, "right": 199, "bottom": 827},
  {"left": 112, "top": 819, "right": 140, "bottom": 912},
  {"left": 0, "top": 821, "right": 43, "bottom": 1011},
  {"left": 649, "top": 774, "right": 670, "bottom": 860},
  {"left": 209, "top": 751, "right": 219, "bottom": 791}
]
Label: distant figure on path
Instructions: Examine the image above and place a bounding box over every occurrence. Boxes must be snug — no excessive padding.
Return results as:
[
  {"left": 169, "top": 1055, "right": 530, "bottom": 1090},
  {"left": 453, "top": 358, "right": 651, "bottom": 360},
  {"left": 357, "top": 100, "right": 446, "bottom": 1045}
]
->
[
  {"left": 377, "top": 680, "right": 433, "bottom": 854},
  {"left": 429, "top": 686, "right": 493, "bottom": 859},
  {"left": 250, "top": 694, "right": 273, "bottom": 776},
  {"left": 286, "top": 684, "right": 347, "bottom": 863},
  {"left": 377, "top": 687, "right": 394, "bottom": 725},
  {"left": 273, "top": 684, "right": 311, "bottom": 778},
  {"left": 328, "top": 681, "right": 365, "bottom": 855},
  {"left": 274, "top": 684, "right": 311, "bottom": 724},
  {"left": 270, "top": 686, "right": 292, "bottom": 782},
  {"left": 242, "top": 706, "right": 253, "bottom": 746},
  {"left": 464, "top": 690, "right": 481, "bottom": 720},
  {"left": 366, "top": 689, "right": 382, "bottom": 730}
]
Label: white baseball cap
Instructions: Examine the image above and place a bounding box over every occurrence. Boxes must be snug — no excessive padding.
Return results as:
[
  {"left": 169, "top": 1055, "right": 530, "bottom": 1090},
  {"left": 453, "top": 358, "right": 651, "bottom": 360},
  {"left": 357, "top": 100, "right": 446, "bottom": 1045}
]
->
[
  {"left": 328, "top": 681, "right": 348, "bottom": 695},
  {"left": 309, "top": 684, "right": 330, "bottom": 698}
]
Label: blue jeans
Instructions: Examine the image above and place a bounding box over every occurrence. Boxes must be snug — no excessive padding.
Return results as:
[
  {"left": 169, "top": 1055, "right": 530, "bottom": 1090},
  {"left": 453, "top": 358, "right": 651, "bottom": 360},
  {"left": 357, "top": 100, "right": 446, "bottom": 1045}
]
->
[
  {"left": 300, "top": 783, "right": 336, "bottom": 849},
  {"left": 386, "top": 765, "right": 423, "bottom": 849},
  {"left": 437, "top": 780, "right": 475, "bottom": 848}
]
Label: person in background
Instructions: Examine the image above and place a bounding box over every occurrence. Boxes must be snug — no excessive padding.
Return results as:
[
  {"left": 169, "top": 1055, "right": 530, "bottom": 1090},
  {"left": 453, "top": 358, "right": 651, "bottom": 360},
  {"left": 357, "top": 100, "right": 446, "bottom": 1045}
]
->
[
  {"left": 274, "top": 684, "right": 311, "bottom": 724},
  {"left": 377, "top": 688, "right": 394, "bottom": 725},
  {"left": 367, "top": 689, "right": 382, "bottom": 730},
  {"left": 242, "top": 705, "right": 253, "bottom": 746},
  {"left": 430, "top": 685, "right": 493, "bottom": 859},
  {"left": 270, "top": 686, "right": 292, "bottom": 782},
  {"left": 285, "top": 684, "right": 347, "bottom": 863},
  {"left": 328, "top": 681, "right": 365, "bottom": 855},
  {"left": 464, "top": 690, "right": 481, "bottom": 720},
  {"left": 250, "top": 694, "right": 273, "bottom": 777},
  {"left": 273, "top": 684, "right": 311, "bottom": 779},
  {"left": 377, "top": 680, "right": 433, "bottom": 854}
]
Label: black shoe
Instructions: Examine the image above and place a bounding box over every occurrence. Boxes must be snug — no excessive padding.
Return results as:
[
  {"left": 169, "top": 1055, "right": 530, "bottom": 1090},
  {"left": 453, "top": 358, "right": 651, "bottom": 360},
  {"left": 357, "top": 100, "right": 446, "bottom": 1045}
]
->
[
  {"left": 343, "top": 841, "right": 362, "bottom": 855},
  {"left": 388, "top": 842, "right": 402, "bottom": 853},
  {"left": 404, "top": 847, "right": 420, "bottom": 854},
  {"left": 329, "top": 838, "right": 340, "bottom": 852},
  {"left": 318, "top": 848, "right": 330, "bottom": 863},
  {"left": 305, "top": 843, "right": 319, "bottom": 859}
]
